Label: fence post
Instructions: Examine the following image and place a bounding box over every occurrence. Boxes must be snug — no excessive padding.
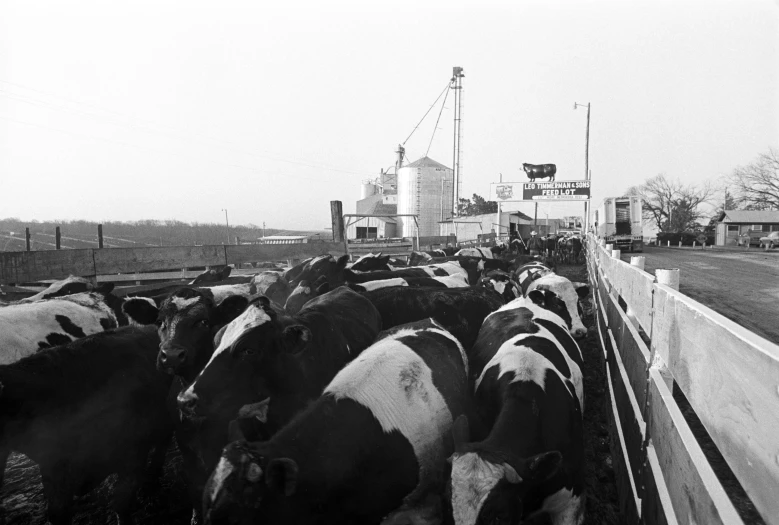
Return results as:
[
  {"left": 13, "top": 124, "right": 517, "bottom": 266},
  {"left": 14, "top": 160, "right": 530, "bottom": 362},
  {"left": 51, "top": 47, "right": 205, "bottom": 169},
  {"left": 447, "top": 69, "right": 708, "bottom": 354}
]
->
[
  {"left": 692, "top": 241, "right": 696, "bottom": 248},
  {"left": 611, "top": 249, "right": 621, "bottom": 259},
  {"left": 98, "top": 224, "right": 104, "bottom": 249},
  {"left": 330, "top": 201, "right": 345, "bottom": 243},
  {"left": 667, "top": 240, "right": 670, "bottom": 247},
  {"left": 25, "top": 228, "right": 31, "bottom": 252},
  {"left": 678, "top": 241, "right": 682, "bottom": 248},
  {"left": 55, "top": 227, "right": 61, "bottom": 249},
  {"left": 655, "top": 268, "right": 679, "bottom": 291},
  {"left": 630, "top": 256, "right": 645, "bottom": 271}
]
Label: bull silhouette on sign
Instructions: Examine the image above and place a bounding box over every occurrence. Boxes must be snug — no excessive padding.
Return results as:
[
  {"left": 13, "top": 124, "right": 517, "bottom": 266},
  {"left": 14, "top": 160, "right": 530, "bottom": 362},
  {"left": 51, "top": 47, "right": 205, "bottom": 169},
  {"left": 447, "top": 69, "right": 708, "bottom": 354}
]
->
[{"left": 522, "top": 163, "right": 557, "bottom": 181}]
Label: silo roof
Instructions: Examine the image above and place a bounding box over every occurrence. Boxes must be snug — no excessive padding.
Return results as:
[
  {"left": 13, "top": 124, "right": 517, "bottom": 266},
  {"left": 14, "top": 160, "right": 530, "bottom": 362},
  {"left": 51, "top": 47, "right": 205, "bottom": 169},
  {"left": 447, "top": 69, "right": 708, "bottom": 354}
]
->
[{"left": 406, "top": 156, "right": 451, "bottom": 170}]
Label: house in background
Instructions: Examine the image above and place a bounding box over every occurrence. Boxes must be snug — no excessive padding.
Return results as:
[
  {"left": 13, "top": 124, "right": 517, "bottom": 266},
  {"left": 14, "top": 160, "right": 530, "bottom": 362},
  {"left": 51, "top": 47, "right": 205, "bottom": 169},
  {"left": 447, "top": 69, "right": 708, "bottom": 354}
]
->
[{"left": 715, "top": 210, "right": 779, "bottom": 246}]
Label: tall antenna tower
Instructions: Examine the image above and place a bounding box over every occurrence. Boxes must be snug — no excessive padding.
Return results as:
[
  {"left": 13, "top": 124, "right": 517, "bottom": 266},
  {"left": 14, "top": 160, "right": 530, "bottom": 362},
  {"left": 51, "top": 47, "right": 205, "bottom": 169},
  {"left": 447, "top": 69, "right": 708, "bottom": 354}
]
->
[{"left": 451, "top": 66, "right": 464, "bottom": 216}]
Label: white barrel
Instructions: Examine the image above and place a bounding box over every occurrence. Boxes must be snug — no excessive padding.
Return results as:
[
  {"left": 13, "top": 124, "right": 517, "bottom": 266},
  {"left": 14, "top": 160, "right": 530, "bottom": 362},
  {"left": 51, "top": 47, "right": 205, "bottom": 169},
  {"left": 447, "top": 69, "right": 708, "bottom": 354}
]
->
[
  {"left": 612, "top": 250, "right": 621, "bottom": 259},
  {"left": 655, "top": 268, "right": 680, "bottom": 290},
  {"left": 630, "top": 256, "right": 645, "bottom": 271}
]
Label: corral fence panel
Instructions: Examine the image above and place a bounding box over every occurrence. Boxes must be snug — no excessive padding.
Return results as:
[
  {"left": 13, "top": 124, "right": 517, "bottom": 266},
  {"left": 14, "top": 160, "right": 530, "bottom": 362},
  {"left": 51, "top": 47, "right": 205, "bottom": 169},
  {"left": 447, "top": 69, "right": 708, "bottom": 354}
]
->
[{"left": 586, "top": 234, "right": 779, "bottom": 525}]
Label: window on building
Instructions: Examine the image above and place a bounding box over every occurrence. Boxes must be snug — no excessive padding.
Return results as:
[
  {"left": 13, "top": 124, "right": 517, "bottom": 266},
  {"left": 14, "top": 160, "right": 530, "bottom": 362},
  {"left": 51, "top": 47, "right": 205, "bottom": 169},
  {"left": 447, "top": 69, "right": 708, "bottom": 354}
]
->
[
  {"left": 727, "top": 225, "right": 739, "bottom": 232},
  {"left": 772, "top": 224, "right": 779, "bottom": 232},
  {"left": 356, "top": 227, "right": 378, "bottom": 239},
  {"left": 752, "top": 224, "right": 769, "bottom": 231}
]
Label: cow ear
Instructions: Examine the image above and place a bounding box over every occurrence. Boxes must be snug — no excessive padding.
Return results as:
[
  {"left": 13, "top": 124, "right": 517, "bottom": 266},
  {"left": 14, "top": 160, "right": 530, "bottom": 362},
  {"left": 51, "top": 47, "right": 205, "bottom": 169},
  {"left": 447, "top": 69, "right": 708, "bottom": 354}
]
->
[
  {"left": 122, "top": 298, "right": 159, "bottom": 325},
  {"left": 315, "top": 281, "right": 330, "bottom": 296},
  {"left": 227, "top": 419, "right": 246, "bottom": 442},
  {"left": 503, "top": 463, "right": 522, "bottom": 484},
  {"left": 214, "top": 295, "right": 250, "bottom": 326},
  {"left": 573, "top": 283, "right": 590, "bottom": 299},
  {"left": 283, "top": 325, "right": 311, "bottom": 352},
  {"left": 527, "top": 289, "right": 545, "bottom": 306},
  {"left": 336, "top": 254, "right": 350, "bottom": 269},
  {"left": 219, "top": 266, "right": 232, "bottom": 280},
  {"left": 524, "top": 451, "right": 563, "bottom": 484},
  {"left": 95, "top": 282, "right": 115, "bottom": 295},
  {"left": 213, "top": 324, "right": 228, "bottom": 348},
  {"left": 266, "top": 458, "right": 298, "bottom": 496},
  {"left": 452, "top": 414, "right": 470, "bottom": 453}
]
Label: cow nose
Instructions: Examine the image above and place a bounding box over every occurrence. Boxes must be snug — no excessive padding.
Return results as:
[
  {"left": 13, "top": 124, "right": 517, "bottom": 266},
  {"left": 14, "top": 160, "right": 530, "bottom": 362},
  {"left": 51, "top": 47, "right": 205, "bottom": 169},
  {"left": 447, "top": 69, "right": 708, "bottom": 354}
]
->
[
  {"left": 159, "top": 344, "right": 187, "bottom": 368},
  {"left": 573, "top": 327, "right": 587, "bottom": 339},
  {"left": 178, "top": 390, "right": 199, "bottom": 418}
]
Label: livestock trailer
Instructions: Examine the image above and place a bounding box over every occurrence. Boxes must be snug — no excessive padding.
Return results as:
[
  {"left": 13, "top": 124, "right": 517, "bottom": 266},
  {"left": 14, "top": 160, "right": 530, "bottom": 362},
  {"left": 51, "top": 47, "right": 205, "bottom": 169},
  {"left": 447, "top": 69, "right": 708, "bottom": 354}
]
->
[{"left": 595, "top": 196, "right": 644, "bottom": 252}]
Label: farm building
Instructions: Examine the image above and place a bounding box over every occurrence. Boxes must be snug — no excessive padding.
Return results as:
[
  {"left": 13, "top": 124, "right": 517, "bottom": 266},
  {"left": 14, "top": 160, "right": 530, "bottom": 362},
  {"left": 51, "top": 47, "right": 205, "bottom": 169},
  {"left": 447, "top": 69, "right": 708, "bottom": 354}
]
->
[
  {"left": 715, "top": 210, "right": 779, "bottom": 246},
  {"left": 438, "top": 211, "right": 565, "bottom": 243},
  {"left": 346, "top": 194, "right": 399, "bottom": 240},
  {"left": 397, "top": 156, "right": 454, "bottom": 238},
  {"left": 255, "top": 235, "right": 308, "bottom": 244}
]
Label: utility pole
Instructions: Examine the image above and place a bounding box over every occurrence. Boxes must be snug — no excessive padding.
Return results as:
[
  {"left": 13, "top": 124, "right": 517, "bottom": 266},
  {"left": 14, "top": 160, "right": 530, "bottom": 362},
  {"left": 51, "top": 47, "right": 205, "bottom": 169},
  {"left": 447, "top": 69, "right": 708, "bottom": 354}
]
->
[
  {"left": 451, "top": 66, "right": 464, "bottom": 216},
  {"left": 221, "top": 209, "right": 230, "bottom": 244},
  {"left": 574, "top": 102, "right": 591, "bottom": 232}
]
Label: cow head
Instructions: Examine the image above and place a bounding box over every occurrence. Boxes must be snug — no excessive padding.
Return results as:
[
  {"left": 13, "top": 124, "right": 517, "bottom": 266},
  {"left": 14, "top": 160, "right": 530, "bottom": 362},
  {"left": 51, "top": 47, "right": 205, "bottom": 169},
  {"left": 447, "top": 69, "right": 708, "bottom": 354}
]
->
[
  {"left": 190, "top": 266, "right": 233, "bottom": 286},
  {"left": 448, "top": 415, "right": 563, "bottom": 525},
  {"left": 408, "top": 251, "right": 434, "bottom": 267},
  {"left": 287, "top": 254, "right": 349, "bottom": 290},
  {"left": 283, "top": 276, "right": 329, "bottom": 314},
  {"left": 527, "top": 274, "right": 589, "bottom": 339},
  {"left": 251, "top": 272, "right": 292, "bottom": 306},
  {"left": 177, "top": 297, "right": 306, "bottom": 423},
  {"left": 349, "top": 252, "right": 391, "bottom": 272},
  {"left": 133, "top": 288, "right": 250, "bottom": 381},
  {"left": 478, "top": 270, "right": 520, "bottom": 303},
  {"left": 203, "top": 426, "right": 311, "bottom": 525}
]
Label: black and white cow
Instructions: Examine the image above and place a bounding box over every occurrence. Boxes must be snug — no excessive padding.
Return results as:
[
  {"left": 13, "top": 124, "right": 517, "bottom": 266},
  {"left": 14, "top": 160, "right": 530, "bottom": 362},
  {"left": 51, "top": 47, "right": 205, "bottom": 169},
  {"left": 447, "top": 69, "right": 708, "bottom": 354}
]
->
[
  {"left": 455, "top": 247, "right": 494, "bottom": 259},
  {"left": 479, "top": 270, "right": 522, "bottom": 303},
  {"left": 360, "top": 286, "right": 505, "bottom": 350},
  {"left": 0, "top": 288, "right": 155, "bottom": 365},
  {"left": 284, "top": 273, "right": 471, "bottom": 315},
  {"left": 343, "top": 261, "right": 468, "bottom": 284},
  {"left": 449, "top": 294, "right": 584, "bottom": 525},
  {"left": 178, "top": 286, "right": 382, "bottom": 434},
  {"left": 349, "top": 253, "right": 393, "bottom": 272},
  {"left": 13, "top": 275, "right": 99, "bottom": 303},
  {"left": 202, "top": 319, "right": 469, "bottom": 525},
  {"left": 513, "top": 263, "right": 589, "bottom": 339},
  {"left": 250, "top": 271, "right": 291, "bottom": 306},
  {"left": 0, "top": 326, "right": 173, "bottom": 525}
]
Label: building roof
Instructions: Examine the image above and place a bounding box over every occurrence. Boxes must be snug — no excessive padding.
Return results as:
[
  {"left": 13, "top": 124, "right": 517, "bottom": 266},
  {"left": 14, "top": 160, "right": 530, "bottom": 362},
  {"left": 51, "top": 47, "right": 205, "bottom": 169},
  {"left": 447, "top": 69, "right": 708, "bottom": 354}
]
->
[
  {"left": 361, "top": 201, "right": 398, "bottom": 223},
  {"left": 405, "top": 156, "right": 451, "bottom": 170},
  {"left": 717, "top": 210, "right": 779, "bottom": 223}
]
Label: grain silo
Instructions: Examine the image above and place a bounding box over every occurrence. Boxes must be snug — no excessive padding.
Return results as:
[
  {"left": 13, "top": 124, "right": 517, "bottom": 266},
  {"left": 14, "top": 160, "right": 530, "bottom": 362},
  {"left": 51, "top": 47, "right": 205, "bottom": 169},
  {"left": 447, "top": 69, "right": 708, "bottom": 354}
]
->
[{"left": 397, "top": 156, "right": 453, "bottom": 237}]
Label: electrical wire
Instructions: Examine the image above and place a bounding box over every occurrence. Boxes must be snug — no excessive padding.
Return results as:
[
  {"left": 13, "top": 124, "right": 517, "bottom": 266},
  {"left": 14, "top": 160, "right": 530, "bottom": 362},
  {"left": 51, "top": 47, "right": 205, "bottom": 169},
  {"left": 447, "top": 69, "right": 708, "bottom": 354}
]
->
[
  {"left": 425, "top": 82, "right": 450, "bottom": 157},
  {"left": 401, "top": 81, "right": 451, "bottom": 146}
]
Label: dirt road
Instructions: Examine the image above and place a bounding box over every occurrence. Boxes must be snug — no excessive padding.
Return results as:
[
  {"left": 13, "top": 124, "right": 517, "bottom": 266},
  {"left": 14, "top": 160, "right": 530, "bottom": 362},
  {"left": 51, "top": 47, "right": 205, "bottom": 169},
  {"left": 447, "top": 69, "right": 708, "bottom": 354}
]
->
[{"left": 619, "top": 246, "right": 779, "bottom": 344}]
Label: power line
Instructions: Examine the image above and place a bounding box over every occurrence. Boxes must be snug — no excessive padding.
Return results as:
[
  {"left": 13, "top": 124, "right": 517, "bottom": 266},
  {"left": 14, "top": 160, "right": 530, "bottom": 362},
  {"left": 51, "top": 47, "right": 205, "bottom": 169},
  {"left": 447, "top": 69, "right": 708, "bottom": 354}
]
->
[
  {"left": 0, "top": 79, "right": 372, "bottom": 177},
  {"left": 402, "top": 81, "right": 451, "bottom": 146},
  {"left": 426, "top": 84, "right": 450, "bottom": 157}
]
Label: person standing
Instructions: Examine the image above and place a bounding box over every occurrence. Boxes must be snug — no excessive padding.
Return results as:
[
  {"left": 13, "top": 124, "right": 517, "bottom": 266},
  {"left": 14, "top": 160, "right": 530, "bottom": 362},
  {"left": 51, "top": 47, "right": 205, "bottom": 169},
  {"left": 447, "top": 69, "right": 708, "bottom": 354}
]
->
[{"left": 528, "top": 230, "right": 544, "bottom": 256}]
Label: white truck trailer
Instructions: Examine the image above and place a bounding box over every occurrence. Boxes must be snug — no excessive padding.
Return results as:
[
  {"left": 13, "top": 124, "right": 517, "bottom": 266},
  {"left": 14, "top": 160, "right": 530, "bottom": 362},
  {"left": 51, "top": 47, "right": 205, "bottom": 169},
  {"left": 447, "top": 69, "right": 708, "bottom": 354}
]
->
[{"left": 595, "top": 196, "right": 644, "bottom": 252}]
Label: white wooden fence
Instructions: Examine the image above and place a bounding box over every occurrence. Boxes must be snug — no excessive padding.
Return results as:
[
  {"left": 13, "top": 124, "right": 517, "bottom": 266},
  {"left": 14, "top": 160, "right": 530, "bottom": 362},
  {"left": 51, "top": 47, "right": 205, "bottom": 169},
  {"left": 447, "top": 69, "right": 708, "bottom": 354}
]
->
[{"left": 586, "top": 234, "right": 779, "bottom": 525}]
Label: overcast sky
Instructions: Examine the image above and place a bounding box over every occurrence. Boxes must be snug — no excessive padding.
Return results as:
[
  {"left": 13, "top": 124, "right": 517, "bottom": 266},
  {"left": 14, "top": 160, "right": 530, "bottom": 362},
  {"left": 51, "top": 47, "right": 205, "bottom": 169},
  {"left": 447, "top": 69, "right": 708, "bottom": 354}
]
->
[{"left": 1, "top": 0, "right": 777, "bottom": 231}]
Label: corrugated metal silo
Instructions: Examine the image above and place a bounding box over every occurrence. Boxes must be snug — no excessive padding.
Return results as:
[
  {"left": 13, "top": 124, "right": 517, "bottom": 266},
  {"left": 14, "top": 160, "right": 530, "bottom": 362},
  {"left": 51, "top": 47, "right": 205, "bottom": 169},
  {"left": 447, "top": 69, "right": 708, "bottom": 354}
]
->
[{"left": 397, "top": 156, "right": 453, "bottom": 237}]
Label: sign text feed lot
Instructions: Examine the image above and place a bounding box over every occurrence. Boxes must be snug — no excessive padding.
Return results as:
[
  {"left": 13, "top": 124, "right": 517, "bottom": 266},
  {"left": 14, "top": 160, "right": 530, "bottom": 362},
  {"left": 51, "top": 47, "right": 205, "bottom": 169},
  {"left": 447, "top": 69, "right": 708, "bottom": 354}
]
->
[{"left": 490, "top": 180, "right": 591, "bottom": 201}]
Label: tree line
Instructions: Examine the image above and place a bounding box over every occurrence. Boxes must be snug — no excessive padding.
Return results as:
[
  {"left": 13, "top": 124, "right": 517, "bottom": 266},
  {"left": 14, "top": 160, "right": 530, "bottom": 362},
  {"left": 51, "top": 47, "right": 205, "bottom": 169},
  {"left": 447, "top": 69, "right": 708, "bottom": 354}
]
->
[
  {"left": 626, "top": 148, "right": 779, "bottom": 233},
  {"left": 0, "top": 218, "right": 322, "bottom": 250}
]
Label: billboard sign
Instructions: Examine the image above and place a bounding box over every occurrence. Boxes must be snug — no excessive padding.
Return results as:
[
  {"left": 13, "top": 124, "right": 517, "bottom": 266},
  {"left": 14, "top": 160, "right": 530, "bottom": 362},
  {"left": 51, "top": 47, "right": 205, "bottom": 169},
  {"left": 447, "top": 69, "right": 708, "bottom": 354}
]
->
[{"left": 490, "top": 180, "right": 591, "bottom": 202}]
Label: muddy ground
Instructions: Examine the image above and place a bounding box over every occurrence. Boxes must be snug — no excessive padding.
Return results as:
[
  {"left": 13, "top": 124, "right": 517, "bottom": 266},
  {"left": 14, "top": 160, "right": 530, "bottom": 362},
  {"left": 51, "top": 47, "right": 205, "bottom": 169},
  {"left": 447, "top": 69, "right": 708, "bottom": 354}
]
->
[{"left": 1, "top": 262, "right": 619, "bottom": 524}]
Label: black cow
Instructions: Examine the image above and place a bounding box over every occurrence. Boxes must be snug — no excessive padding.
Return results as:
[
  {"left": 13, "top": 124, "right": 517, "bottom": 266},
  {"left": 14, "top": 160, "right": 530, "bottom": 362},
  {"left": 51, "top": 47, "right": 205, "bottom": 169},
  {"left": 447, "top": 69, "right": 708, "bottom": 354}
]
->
[
  {"left": 349, "top": 253, "right": 393, "bottom": 272},
  {"left": 449, "top": 294, "right": 584, "bottom": 525},
  {"left": 285, "top": 254, "right": 350, "bottom": 289},
  {"left": 202, "top": 319, "right": 469, "bottom": 525},
  {"left": 0, "top": 326, "right": 173, "bottom": 525},
  {"left": 522, "top": 163, "right": 557, "bottom": 181},
  {"left": 177, "top": 286, "right": 382, "bottom": 434},
  {"left": 360, "top": 286, "right": 504, "bottom": 350},
  {"left": 122, "top": 288, "right": 252, "bottom": 524}
]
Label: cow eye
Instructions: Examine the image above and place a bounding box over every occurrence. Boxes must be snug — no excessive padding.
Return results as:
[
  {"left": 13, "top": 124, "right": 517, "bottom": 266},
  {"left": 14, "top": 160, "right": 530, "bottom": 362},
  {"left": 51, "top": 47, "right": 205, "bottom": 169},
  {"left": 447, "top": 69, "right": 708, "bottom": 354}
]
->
[
  {"left": 241, "top": 347, "right": 256, "bottom": 357},
  {"left": 196, "top": 319, "right": 209, "bottom": 328}
]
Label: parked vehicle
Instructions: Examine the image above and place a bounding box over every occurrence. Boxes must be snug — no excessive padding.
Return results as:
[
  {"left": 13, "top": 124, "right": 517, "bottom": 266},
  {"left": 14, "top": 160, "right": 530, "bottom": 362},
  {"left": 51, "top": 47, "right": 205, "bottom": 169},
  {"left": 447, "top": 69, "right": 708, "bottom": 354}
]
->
[
  {"left": 737, "top": 230, "right": 765, "bottom": 247},
  {"left": 759, "top": 231, "right": 779, "bottom": 249},
  {"left": 595, "top": 196, "right": 644, "bottom": 252}
]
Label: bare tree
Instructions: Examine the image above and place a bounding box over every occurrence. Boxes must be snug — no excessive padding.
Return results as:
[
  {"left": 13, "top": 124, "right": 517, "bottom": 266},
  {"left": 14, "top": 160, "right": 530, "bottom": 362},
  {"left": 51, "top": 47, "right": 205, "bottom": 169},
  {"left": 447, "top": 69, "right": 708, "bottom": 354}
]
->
[
  {"left": 626, "top": 174, "right": 715, "bottom": 232},
  {"left": 727, "top": 148, "right": 779, "bottom": 210}
]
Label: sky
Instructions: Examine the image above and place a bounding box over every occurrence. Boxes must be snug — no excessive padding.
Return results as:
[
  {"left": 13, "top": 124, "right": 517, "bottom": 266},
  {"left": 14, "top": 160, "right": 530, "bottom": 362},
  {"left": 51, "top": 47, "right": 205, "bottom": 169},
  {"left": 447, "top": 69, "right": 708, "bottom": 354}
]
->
[{"left": 1, "top": 0, "right": 777, "bottom": 231}]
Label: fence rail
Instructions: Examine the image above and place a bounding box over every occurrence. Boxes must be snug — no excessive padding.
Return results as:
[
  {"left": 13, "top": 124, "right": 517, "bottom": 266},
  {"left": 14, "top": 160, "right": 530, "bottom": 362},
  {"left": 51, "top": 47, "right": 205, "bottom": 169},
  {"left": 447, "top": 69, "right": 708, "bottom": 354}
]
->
[
  {"left": 0, "top": 242, "right": 347, "bottom": 285},
  {"left": 587, "top": 234, "right": 779, "bottom": 524}
]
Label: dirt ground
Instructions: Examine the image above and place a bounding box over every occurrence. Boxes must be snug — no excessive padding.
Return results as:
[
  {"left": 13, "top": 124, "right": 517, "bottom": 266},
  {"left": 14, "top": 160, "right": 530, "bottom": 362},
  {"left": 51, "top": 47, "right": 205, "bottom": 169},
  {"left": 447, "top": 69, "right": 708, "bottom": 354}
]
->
[
  {"left": 1, "top": 262, "right": 619, "bottom": 525},
  {"left": 620, "top": 246, "right": 779, "bottom": 344}
]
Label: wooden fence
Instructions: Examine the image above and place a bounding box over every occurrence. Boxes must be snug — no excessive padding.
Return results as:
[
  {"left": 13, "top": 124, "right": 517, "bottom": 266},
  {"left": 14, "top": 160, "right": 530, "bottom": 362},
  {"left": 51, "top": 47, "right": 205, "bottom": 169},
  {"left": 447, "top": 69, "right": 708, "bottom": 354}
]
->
[
  {"left": 586, "top": 234, "right": 779, "bottom": 524},
  {"left": 0, "top": 242, "right": 347, "bottom": 285}
]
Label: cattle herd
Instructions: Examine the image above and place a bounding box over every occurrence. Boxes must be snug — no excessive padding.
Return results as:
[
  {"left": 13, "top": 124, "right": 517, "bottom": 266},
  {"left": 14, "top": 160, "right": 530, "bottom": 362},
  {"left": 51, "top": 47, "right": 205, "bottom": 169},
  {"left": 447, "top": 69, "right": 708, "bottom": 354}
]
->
[{"left": 0, "top": 243, "right": 592, "bottom": 525}]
